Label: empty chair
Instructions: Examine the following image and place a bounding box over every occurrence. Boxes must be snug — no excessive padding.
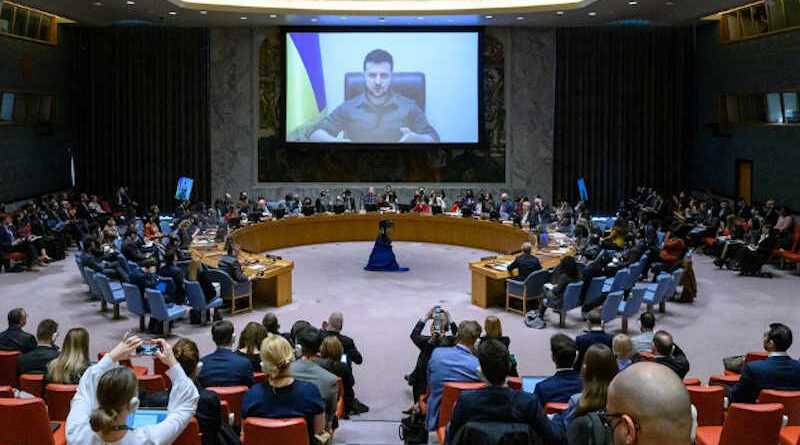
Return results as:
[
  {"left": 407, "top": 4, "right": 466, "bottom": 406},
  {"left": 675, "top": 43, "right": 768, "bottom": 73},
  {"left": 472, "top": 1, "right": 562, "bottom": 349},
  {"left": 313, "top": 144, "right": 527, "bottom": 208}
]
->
[
  {"left": 122, "top": 283, "right": 148, "bottom": 332},
  {"left": 684, "top": 377, "right": 702, "bottom": 386},
  {"left": 185, "top": 280, "right": 223, "bottom": 325},
  {"left": 206, "top": 268, "right": 253, "bottom": 315},
  {"left": 437, "top": 381, "right": 487, "bottom": 444},
  {"left": 505, "top": 269, "right": 549, "bottom": 315},
  {"left": 602, "top": 268, "right": 629, "bottom": 294},
  {"left": 659, "top": 268, "right": 684, "bottom": 312},
  {"left": 207, "top": 386, "right": 248, "bottom": 428},
  {"left": 0, "top": 386, "right": 12, "bottom": 398},
  {"left": 709, "top": 374, "right": 741, "bottom": 387},
  {"left": 137, "top": 374, "right": 168, "bottom": 394},
  {"left": 94, "top": 273, "right": 126, "bottom": 319},
  {"left": 83, "top": 267, "right": 98, "bottom": 298},
  {"left": 582, "top": 276, "right": 607, "bottom": 309},
  {"left": 625, "top": 261, "right": 644, "bottom": 293},
  {"left": 600, "top": 291, "right": 624, "bottom": 325},
  {"left": 242, "top": 417, "right": 309, "bottom": 445},
  {"left": 688, "top": 385, "right": 726, "bottom": 427},
  {"left": 759, "top": 390, "right": 800, "bottom": 445},
  {"left": 617, "top": 287, "right": 645, "bottom": 333},
  {"left": 145, "top": 288, "right": 187, "bottom": 335},
  {"left": 173, "top": 417, "right": 202, "bottom": 445},
  {"left": 45, "top": 383, "right": 78, "bottom": 421},
  {"left": 637, "top": 273, "right": 671, "bottom": 313},
  {"left": 19, "top": 373, "right": 45, "bottom": 397},
  {"left": 0, "top": 350, "right": 20, "bottom": 387},
  {"left": 696, "top": 403, "right": 784, "bottom": 445},
  {"left": 554, "top": 281, "right": 583, "bottom": 328},
  {"left": 0, "top": 397, "right": 67, "bottom": 445}
]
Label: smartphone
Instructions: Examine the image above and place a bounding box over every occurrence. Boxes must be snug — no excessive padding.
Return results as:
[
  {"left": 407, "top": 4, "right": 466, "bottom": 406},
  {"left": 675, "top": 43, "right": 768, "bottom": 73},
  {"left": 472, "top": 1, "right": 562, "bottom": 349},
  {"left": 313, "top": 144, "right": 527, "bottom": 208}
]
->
[
  {"left": 340, "top": 353, "right": 348, "bottom": 364},
  {"left": 137, "top": 341, "right": 162, "bottom": 356}
]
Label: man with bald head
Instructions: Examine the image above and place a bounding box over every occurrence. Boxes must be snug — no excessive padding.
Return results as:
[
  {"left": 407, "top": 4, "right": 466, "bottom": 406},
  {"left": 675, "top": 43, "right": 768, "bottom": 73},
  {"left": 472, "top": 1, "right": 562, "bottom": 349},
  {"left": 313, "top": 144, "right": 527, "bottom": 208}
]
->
[
  {"left": 322, "top": 311, "right": 368, "bottom": 415},
  {"left": 606, "top": 362, "right": 693, "bottom": 445},
  {"left": 652, "top": 330, "right": 690, "bottom": 378}
]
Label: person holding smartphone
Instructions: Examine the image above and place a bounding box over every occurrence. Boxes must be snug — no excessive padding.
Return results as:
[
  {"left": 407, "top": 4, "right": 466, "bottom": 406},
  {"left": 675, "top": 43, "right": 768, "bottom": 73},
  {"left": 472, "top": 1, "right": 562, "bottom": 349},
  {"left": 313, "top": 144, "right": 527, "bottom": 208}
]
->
[{"left": 405, "top": 306, "right": 458, "bottom": 406}]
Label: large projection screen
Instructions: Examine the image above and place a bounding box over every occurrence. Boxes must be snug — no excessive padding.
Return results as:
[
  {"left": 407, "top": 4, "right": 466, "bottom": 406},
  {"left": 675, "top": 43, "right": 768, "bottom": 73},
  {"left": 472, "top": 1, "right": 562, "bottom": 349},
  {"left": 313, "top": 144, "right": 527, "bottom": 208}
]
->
[{"left": 284, "top": 30, "right": 480, "bottom": 145}]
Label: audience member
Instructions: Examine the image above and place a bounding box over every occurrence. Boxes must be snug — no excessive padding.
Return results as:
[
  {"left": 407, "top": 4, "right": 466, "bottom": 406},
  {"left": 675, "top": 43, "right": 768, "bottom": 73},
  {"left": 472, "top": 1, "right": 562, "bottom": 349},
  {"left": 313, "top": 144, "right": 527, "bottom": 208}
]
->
[
  {"left": 121, "top": 229, "right": 150, "bottom": 264},
  {"left": 46, "top": 327, "right": 90, "bottom": 384},
  {"left": 321, "top": 311, "right": 368, "bottom": 415},
  {"left": 605, "top": 362, "right": 693, "bottom": 445},
  {"left": 506, "top": 242, "right": 541, "bottom": 280},
  {"left": 262, "top": 312, "right": 291, "bottom": 342},
  {"left": 17, "top": 318, "right": 59, "bottom": 375},
  {"left": 479, "top": 315, "right": 510, "bottom": 349},
  {"left": 534, "top": 334, "right": 583, "bottom": 405},
  {"left": 129, "top": 257, "right": 161, "bottom": 298},
  {"left": 613, "top": 334, "right": 634, "bottom": 370},
  {"left": 407, "top": 306, "right": 458, "bottom": 404},
  {"left": 426, "top": 320, "right": 482, "bottom": 431},
  {"left": 729, "top": 323, "right": 800, "bottom": 403},
  {"left": 314, "top": 336, "right": 356, "bottom": 418},
  {"left": 241, "top": 334, "right": 326, "bottom": 445},
  {"left": 236, "top": 322, "right": 268, "bottom": 373},
  {"left": 540, "top": 256, "right": 581, "bottom": 320},
  {"left": 631, "top": 312, "right": 656, "bottom": 355},
  {"left": 65, "top": 335, "right": 199, "bottom": 444},
  {"left": 447, "top": 339, "right": 564, "bottom": 444},
  {"left": 159, "top": 249, "right": 186, "bottom": 304},
  {"left": 652, "top": 331, "right": 690, "bottom": 379},
  {"left": 290, "top": 326, "right": 339, "bottom": 429},
  {"left": 0, "top": 308, "right": 36, "bottom": 352},
  {"left": 290, "top": 320, "right": 312, "bottom": 346},
  {"left": 575, "top": 310, "right": 613, "bottom": 369},
  {"left": 198, "top": 321, "right": 254, "bottom": 388},
  {"left": 186, "top": 259, "right": 222, "bottom": 312}
]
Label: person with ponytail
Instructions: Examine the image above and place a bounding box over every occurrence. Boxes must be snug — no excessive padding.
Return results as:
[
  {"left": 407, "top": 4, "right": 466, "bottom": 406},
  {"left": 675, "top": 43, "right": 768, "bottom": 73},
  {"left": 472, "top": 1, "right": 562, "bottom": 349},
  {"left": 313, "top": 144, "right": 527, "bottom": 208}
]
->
[
  {"left": 65, "top": 334, "right": 199, "bottom": 444},
  {"left": 241, "top": 334, "right": 327, "bottom": 444}
]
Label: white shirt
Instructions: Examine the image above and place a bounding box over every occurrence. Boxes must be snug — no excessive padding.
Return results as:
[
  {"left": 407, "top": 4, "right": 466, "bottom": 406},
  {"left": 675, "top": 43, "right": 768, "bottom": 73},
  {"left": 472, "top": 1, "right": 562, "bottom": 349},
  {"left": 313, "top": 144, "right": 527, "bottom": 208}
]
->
[
  {"left": 769, "top": 351, "right": 789, "bottom": 357},
  {"left": 66, "top": 355, "right": 199, "bottom": 445}
]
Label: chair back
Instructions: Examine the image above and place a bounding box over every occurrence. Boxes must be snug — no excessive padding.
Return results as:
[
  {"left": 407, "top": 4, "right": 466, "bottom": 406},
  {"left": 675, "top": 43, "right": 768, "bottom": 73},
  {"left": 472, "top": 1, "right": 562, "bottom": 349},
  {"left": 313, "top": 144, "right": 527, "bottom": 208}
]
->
[
  {"left": 544, "top": 402, "right": 569, "bottom": 414},
  {"left": 0, "top": 350, "right": 20, "bottom": 387},
  {"left": 123, "top": 283, "right": 147, "bottom": 316},
  {"left": 601, "top": 291, "right": 624, "bottom": 324},
  {"left": 206, "top": 269, "right": 234, "bottom": 297},
  {"left": 745, "top": 351, "right": 768, "bottom": 363},
  {"left": 0, "top": 386, "right": 12, "bottom": 398},
  {"left": 622, "top": 288, "right": 644, "bottom": 318},
  {"left": 626, "top": 262, "right": 643, "bottom": 290},
  {"left": 185, "top": 280, "right": 207, "bottom": 310},
  {"left": 174, "top": 417, "right": 202, "bottom": 445},
  {"left": 583, "top": 276, "right": 606, "bottom": 307},
  {"left": 562, "top": 282, "right": 583, "bottom": 312},
  {"left": 45, "top": 383, "right": 78, "bottom": 421},
  {"left": 0, "top": 397, "right": 56, "bottom": 445},
  {"left": 207, "top": 386, "right": 248, "bottom": 427},
  {"left": 94, "top": 273, "right": 112, "bottom": 302},
  {"left": 688, "top": 385, "right": 725, "bottom": 426},
  {"left": 608, "top": 269, "right": 629, "bottom": 294},
  {"left": 137, "top": 374, "right": 167, "bottom": 394},
  {"left": 646, "top": 273, "right": 672, "bottom": 304},
  {"left": 84, "top": 267, "right": 97, "bottom": 295},
  {"left": 336, "top": 377, "right": 345, "bottom": 419},
  {"left": 242, "top": 417, "right": 309, "bottom": 445},
  {"left": 438, "top": 382, "right": 487, "bottom": 429},
  {"left": 759, "top": 389, "right": 800, "bottom": 425},
  {"left": 523, "top": 269, "right": 549, "bottom": 297},
  {"left": 664, "top": 268, "right": 684, "bottom": 298},
  {"left": 145, "top": 289, "right": 170, "bottom": 320},
  {"left": 19, "top": 373, "right": 45, "bottom": 397},
  {"left": 719, "top": 403, "right": 783, "bottom": 445},
  {"left": 253, "top": 372, "right": 266, "bottom": 384},
  {"left": 683, "top": 377, "right": 702, "bottom": 386},
  {"left": 790, "top": 225, "right": 800, "bottom": 253}
]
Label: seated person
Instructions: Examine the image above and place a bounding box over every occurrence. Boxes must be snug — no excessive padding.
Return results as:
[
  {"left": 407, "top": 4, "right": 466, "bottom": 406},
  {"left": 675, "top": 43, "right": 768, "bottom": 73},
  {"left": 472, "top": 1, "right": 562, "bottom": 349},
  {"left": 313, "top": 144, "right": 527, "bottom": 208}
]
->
[
  {"left": 47, "top": 328, "right": 91, "bottom": 384},
  {"left": 187, "top": 259, "right": 220, "bottom": 306},
  {"left": 241, "top": 335, "right": 326, "bottom": 445},
  {"left": 728, "top": 323, "right": 800, "bottom": 403},
  {"left": 198, "top": 321, "right": 255, "bottom": 388},
  {"left": 408, "top": 306, "right": 458, "bottom": 403},
  {"left": 17, "top": 319, "right": 60, "bottom": 375},
  {"left": 290, "top": 326, "right": 339, "bottom": 430},
  {"left": 321, "top": 312, "right": 364, "bottom": 367},
  {"left": 236, "top": 322, "right": 267, "bottom": 373},
  {"left": 534, "top": 334, "right": 583, "bottom": 405},
  {"left": 630, "top": 312, "right": 656, "bottom": 355},
  {"left": 262, "top": 312, "right": 291, "bottom": 342},
  {"left": 506, "top": 242, "right": 541, "bottom": 280},
  {"left": 129, "top": 257, "right": 161, "bottom": 298},
  {"left": 411, "top": 196, "right": 431, "bottom": 214},
  {"left": 425, "top": 320, "right": 482, "bottom": 432},
  {"left": 314, "top": 336, "right": 356, "bottom": 418},
  {"left": 575, "top": 310, "right": 613, "bottom": 370},
  {"left": 121, "top": 229, "right": 151, "bottom": 264},
  {"left": 0, "top": 308, "right": 37, "bottom": 352},
  {"left": 646, "top": 224, "right": 686, "bottom": 279},
  {"left": 600, "top": 218, "right": 629, "bottom": 251},
  {"left": 81, "top": 239, "right": 128, "bottom": 281},
  {"left": 447, "top": 339, "right": 564, "bottom": 444},
  {"left": 218, "top": 239, "right": 249, "bottom": 283},
  {"left": 652, "top": 331, "right": 690, "bottom": 379},
  {"left": 159, "top": 249, "right": 186, "bottom": 304},
  {"left": 613, "top": 334, "right": 634, "bottom": 370},
  {"left": 735, "top": 225, "right": 777, "bottom": 274},
  {"left": 540, "top": 256, "right": 581, "bottom": 320},
  {"left": 479, "top": 315, "right": 511, "bottom": 349}
]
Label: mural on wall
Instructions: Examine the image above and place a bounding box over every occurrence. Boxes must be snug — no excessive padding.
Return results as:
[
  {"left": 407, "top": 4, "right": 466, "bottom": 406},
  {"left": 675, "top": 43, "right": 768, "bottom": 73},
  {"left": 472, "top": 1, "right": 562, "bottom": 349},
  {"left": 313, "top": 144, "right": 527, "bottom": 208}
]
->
[{"left": 257, "top": 30, "right": 505, "bottom": 183}]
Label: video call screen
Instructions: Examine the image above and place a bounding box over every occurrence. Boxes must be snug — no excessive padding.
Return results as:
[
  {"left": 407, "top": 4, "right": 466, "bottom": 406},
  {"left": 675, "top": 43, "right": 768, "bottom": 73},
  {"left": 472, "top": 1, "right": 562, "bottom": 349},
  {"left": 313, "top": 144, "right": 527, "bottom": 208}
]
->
[{"left": 285, "top": 31, "right": 480, "bottom": 145}]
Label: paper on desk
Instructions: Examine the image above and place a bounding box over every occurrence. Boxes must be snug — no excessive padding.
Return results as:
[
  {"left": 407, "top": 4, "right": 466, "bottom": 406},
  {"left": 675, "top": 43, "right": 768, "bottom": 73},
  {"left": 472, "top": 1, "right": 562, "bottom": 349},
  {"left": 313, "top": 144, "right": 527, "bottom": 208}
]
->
[{"left": 247, "top": 264, "right": 266, "bottom": 271}]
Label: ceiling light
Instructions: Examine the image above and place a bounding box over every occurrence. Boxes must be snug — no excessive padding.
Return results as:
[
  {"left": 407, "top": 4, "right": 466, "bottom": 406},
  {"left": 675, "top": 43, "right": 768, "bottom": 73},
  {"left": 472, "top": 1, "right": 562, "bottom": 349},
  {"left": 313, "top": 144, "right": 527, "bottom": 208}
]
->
[
  {"left": 126, "top": 0, "right": 135, "bottom": 4},
  {"left": 240, "top": 15, "right": 247, "bottom": 19},
  {"left": 588, "top": 11, "right": 597, "bottom": 16},
  {"left": 516, "top": 16, "right": 525, "bottom": 20},
  {"left": 310, "top": 18, "right": 318, "bottom": 21},
  {"left": 628, "top": 0, "right": 637, "bottom": 4},
  {"left": 93, "top": 1, "right": 103, "bottom": 5},
  {"left": 556, "top": 10, "right": 564, "bottom": 15},
  {"left": 269, "top": 14, "right": 277, "bottom": 18},
  {"left": 200, "top": 10, "right": 208, "bottom": 14},
  {"left": 485, "top": 15, "right": 493, "bottom": 18},
  {"left": 168, "top": 11, "right": 177, "bottom": 15}
]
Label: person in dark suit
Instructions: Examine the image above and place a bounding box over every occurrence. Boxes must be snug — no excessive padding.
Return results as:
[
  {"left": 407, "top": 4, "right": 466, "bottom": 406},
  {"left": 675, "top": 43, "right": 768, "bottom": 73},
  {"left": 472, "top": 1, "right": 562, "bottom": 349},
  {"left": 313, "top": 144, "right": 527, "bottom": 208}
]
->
[
  {"left": 729, "top": 323, "right": 800, "bottom": 404},
  {"left": 540, "top": 256, "right": 581, "bottom": 319},
  {"left": 575, "top": 310, "right": 613, "bottom": 370},
  {"left": 506, "top": 242, "right": 542, "bottom": 281},
  {"left": 17, "top": 318, "right": 59, "bottom": 374},
  {"left": 218, "top": 239, "right": 248, "bottom": 283},
  {"left": 0, "top": 308, "right": 36, "bottom": 352},
  {"left": 198, "top": 320, "right": 254, "bottom": 388},
  {"left": 159, "top": 249, "right": 186, "bottom": 304},
  {"left": 448, "top": 339, "right": 564, "bottom": 445},
  {"left": 129, "top": 257, "right": 161, "bottom": 298},
  {"left": 407, "top": 306, "right": 458, "bottom": 404},
  {"left": 534, "top": 334, "right": 583, "bottom": 405},
  {"left": 321, "top": 311, "right": 368, "bottom": 415},
  {"left": 652, "top": 331, "right": 690, "bottom": 379},
  {"left": 121, "top": 230, "right": 150, "bottom": 264},
  {"left": 578, "top": 251, "right": 610, "bottom": 311}
]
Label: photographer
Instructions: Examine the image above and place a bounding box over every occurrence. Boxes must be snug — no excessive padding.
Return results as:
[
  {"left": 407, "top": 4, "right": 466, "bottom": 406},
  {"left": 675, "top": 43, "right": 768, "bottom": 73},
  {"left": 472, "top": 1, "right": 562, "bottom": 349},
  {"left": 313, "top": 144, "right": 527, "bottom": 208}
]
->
[{"left": 406, "top": 306, "right": 458, "bottom": 405}]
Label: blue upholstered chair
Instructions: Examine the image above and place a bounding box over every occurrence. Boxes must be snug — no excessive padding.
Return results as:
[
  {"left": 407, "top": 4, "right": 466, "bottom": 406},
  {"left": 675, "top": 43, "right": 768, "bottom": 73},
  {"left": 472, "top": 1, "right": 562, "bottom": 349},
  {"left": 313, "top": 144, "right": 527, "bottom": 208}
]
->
[
  {"left": 582, "top": 276, "right": 607, "bottom": 309},
  {"left": 185, "top": 280, "right": 223, "bottom": 325},
  {"left": 626, "top": 262, "right": 644, "bottom": 293},
  {"left": 94, "top": 273, "right": 126, "bottom": 320},
  {"left": 145, "top": 289, "right": 187, "bottom": 335},
  {"left": 659, "top": 268, "right": 684, "bottom": 312},
  {"left": 206, "top": 268, "right": 252, "bottom": 314},
  {"left": 636, "top": 273, "right": 671, "bottom": 313},
  {"left": 84, "top": 268, "right": 99, "bottom": 298},
  {"left": 505, "top": 269, "right": 549, "bottom": 316},
  {"left": 122, "top": 283, "right": 148, "bottom": 332},
  {"left": 601, "top": 290, "right": 624, "bottom": 325},
  {"left": 551, "top": 281, "right": 583, "bottom": 328},
  {"left": 603, "top": 268, "right": 629, "bottom": 294},
  {"left": 618, "top": 288, "right": 645, "bottom": 333}
]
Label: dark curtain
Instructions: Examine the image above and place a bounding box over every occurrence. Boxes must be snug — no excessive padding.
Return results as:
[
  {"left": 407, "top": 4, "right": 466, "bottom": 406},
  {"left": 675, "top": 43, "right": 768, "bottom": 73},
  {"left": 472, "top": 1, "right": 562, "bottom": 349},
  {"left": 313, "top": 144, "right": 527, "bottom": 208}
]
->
[
  {"left": 553, "top": 26, "right": 693, "bottom": 213},
  {"left": 71, "top": 26, "right": 210, "bottom": 211}
]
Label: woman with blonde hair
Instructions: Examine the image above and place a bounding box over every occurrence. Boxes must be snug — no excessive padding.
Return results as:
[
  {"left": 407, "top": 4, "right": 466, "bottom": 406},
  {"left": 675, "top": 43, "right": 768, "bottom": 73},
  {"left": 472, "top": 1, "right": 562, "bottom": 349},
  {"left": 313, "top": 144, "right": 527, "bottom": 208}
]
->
[
  {"left": 65, "top": 335, "right": 198, "bottom": 444},
  {"left": 236, "top": 322, "right": 268, "bottom": 372},
  {"left": 47, "top": 327, "right": 90, "bottom": 384},
  {"left": 613, "top": 334, "right": 634, "bottom": 370},
  {"left": 242, "top": 334, "right": 326, "bottom": 444},
  {"left": 479, "top": 315, "right": 510, "bottom": 349}
]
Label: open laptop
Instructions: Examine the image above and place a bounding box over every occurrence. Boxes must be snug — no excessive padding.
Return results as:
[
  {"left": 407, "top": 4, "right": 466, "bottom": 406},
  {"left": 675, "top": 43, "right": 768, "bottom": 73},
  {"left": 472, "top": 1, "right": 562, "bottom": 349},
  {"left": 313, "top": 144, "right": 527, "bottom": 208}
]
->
[
  {"left": 126, "top": 408, "right": 168, "bottom": 429},
  {"left": 521, "top": 376, "right": 549, "bottom": 394}
]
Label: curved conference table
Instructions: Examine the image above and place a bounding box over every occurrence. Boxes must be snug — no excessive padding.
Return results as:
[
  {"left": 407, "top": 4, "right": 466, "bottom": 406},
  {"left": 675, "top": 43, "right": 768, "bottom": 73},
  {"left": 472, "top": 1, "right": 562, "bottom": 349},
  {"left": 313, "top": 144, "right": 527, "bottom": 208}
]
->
[{"left": 193, "top": 213, "right": 572, "bottom": 310}]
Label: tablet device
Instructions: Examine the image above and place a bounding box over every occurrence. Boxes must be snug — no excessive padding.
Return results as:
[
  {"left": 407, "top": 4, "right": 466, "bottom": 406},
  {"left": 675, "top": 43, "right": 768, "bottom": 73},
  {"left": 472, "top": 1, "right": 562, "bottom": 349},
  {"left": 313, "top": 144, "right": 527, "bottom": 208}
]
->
[
  {"left": 521, "top": 376, "right": 548, "bottom": 394},
  {"left": 126, "top": 408, "right": 168, "bottom": 429}
]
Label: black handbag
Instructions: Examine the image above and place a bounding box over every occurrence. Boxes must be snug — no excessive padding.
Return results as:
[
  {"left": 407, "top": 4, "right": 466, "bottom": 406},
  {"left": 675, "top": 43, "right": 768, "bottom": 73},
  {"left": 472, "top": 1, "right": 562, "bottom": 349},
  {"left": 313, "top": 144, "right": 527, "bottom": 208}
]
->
[{"left": 399, "top": 409, "right": 428, "bottom": 444}]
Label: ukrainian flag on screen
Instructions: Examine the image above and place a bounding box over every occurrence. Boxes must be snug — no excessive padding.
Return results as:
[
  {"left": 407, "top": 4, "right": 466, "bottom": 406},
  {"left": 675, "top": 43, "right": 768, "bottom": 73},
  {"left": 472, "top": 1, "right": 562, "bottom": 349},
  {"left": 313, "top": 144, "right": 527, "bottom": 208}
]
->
[{"left": 286, "top": 33, "right": 327, "bottom": 135}]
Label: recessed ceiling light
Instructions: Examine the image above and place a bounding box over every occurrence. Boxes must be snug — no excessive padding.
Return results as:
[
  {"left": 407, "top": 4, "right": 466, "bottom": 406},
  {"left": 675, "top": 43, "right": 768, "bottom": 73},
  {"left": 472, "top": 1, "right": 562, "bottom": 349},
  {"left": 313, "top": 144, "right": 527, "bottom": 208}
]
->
[
  {"left": 199, "top": 10, "right": 207, "bottom": 14},
  {"left": 93, "top": 1, "right": 103, "bottom": 5},
  {"left": 556, "top": 11, "right": 564, "bottom": 15},
  {"left": 269, "top": 14, "right": 277, "bottom": 18},
  {"left": 485, "top": 15, "right": 493, "bottom": 19},
  {"left": 340, "top": 16, "right": 347, "bottom": 19},
  {"left": 240, "top": 15, "right": 247, "bottom": 19},
  {"left": 588, "top": 11, "right": 597, "bottom": 16},
  {"left": 310, "top": 18, "right": 318, "bottom": 22},
  {"left": 417, "top": 16, "right": 424, "bottom": 20},
  {"left": 516, "top": 16, "right": 525, "bottom": 20},
  {"left": 628, "top": 0, "right": 638, "bottom": 4},
  {"left": 126, "top": 0, "right": 135, "bottom": 5},
  {"left": 168, "top": 11, "right": 177, "bottom": 15}
]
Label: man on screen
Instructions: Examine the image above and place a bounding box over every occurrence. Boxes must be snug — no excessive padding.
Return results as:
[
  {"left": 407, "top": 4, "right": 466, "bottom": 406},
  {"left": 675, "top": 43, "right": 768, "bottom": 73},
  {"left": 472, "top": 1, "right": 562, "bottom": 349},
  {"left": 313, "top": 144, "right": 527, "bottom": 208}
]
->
[{"left": 309, "top": 49, "right": 440, "bottom": 143}]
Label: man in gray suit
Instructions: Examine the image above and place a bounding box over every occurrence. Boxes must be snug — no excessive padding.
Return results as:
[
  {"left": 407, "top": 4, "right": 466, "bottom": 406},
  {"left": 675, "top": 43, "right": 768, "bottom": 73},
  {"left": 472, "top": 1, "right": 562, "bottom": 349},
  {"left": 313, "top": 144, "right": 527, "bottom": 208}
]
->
[{"left": 290, "top": 326, "right": 339, "bottom": 429}]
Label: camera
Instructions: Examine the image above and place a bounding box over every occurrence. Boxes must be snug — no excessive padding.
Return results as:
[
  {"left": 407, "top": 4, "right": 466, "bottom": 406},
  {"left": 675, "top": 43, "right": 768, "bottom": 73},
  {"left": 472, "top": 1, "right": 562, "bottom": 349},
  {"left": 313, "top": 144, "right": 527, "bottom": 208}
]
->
[{"left": 136, "top": 341, "right": 162, "bottom": 356}]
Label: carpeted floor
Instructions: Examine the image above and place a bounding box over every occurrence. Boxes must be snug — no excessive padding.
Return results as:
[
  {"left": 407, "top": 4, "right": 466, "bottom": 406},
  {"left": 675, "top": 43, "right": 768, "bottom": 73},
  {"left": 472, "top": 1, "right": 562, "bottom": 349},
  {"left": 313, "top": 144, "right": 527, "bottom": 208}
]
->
[{"left": 1, "top": 241, "right": 798, "bottom": 444}]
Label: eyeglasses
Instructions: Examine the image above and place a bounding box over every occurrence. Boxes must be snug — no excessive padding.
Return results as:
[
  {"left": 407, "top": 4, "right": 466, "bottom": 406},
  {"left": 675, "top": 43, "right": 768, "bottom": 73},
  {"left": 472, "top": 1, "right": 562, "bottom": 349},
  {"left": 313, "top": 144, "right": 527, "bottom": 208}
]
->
[{"left": 600, "top": 410, "right": 641, "bottom": 431}]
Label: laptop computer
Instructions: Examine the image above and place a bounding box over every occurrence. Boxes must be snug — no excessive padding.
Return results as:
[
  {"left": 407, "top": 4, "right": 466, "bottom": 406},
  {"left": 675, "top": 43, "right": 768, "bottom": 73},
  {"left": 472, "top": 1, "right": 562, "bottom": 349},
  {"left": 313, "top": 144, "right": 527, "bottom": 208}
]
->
[
  {"left": 126, "top": 408, "right": 168, "bottom": 429},
  {"left": 521, "top": 376, "right": 549, "bottom": 394}
]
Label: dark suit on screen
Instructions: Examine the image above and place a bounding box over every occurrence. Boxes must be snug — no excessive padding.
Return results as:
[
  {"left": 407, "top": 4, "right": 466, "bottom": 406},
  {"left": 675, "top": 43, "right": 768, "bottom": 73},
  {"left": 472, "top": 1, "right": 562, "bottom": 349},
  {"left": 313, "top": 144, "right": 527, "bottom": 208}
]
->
[
  {"left": 198, "top": 348, "right": 255, "bottom": 388},
  {"left": 506, "top": 253, "right": 542, "bottom": 281},
  {"left": 728, "top": 355, "right": 800, "bottom": 404}
]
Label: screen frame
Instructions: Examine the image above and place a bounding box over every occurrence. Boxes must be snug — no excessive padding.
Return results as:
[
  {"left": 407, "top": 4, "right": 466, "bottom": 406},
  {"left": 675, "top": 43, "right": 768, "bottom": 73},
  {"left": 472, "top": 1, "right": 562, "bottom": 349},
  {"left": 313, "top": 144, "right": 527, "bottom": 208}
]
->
[{"left": 280, "top": 26, "right": 486, "bottom": 150}]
